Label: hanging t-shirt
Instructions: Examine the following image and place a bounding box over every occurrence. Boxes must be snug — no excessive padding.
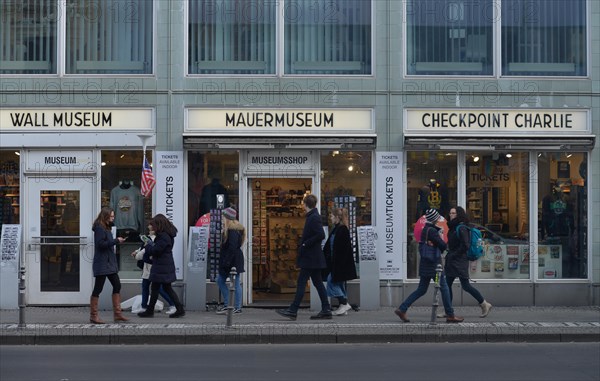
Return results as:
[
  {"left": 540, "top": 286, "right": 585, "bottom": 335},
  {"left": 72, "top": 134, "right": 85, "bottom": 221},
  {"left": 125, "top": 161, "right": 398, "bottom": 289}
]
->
[{"left": 110, "top": 184, "right": 144, "bottom": 231}]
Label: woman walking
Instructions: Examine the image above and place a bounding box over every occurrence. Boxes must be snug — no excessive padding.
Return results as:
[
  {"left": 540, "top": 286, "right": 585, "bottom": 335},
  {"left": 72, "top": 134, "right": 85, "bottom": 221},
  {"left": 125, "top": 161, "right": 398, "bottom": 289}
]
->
[
  {"left": 90, "top": 207, "right": 127, "bottom": 324},
  {"left": 137, "top": 214, "right": 185, "bottom": 318},
  {"left": 215, "top": 207, "right": 246, "bottom": 314},
  {"left": 446, "top": 206, "right": 492, "bottom": 317},
  {"left": 323, "top": 207, "right": 357, "bottom": 316}
]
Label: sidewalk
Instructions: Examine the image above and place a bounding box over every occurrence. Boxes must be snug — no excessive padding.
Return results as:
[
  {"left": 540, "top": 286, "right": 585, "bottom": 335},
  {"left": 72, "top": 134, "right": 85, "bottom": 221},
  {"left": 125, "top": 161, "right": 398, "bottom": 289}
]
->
[{"left": 1, "top": 306, "right": 599, "bottom": 345}]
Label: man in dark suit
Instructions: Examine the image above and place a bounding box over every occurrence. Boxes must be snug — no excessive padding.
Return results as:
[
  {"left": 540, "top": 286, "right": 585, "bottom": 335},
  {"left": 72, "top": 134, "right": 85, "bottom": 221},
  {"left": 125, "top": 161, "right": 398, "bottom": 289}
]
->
[{"left": 276, "top": 194, "right": 332, "bottom": 320}]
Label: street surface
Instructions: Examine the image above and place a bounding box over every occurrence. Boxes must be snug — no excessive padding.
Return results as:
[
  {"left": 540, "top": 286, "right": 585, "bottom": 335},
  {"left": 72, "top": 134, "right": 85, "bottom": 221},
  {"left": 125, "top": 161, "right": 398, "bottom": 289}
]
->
[{"left": 1, "top": 343, "right": 599, "bottom": 381}]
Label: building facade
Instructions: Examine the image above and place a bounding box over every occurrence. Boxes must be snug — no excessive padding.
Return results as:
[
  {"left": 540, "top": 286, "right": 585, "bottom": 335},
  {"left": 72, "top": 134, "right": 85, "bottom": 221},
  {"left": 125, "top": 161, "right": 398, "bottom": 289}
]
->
[{"left": 0, "top": 0, "right": 598, "bottom": 309}]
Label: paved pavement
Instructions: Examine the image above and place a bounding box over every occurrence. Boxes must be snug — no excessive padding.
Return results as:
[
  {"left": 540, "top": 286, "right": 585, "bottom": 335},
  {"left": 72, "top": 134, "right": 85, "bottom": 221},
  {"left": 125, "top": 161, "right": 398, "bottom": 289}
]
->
[{"left": 1, "top": 305, "right": 599, "bottom": 345}]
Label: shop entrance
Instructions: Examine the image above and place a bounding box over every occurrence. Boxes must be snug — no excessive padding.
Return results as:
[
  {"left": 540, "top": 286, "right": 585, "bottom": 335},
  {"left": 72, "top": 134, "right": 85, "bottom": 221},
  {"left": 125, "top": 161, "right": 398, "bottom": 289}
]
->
[
  {"left": 25, "top": 177, "right": 94, "bottom": 305},
  {"left": 249, "top": 178, "right": 312, "bottom": 305}
]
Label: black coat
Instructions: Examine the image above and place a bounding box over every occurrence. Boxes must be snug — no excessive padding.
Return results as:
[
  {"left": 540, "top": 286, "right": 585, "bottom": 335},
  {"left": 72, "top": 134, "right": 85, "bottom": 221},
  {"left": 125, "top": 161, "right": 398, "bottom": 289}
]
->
[
  {"left": 144, "top": 231, "right": 177, "bottom": 284},
  {"left": 419, "top": 223, "right": 447, "bottom": 277},
  {"left": 296, "top": 208, "right": 326, "bottom": 269},
  {"left": 445, "top": 220, "right": 471, "bottom": 279},
  {"left": 323, "top": 224, "right": 357, "bottom": 282},
  {"left": 219, "top": 226, "right": 245, "bottom": 276},
  {"left": 92, "top": 223, "right": 119, "bottom": 277}
]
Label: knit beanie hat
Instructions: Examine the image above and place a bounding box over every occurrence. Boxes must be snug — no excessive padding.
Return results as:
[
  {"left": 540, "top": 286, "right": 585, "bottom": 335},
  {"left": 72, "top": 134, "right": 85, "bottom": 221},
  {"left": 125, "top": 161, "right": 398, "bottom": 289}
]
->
[
  {"left": 222, "top": 207, "right": 237, "bottom": 220},
  {"left": 425, "top": 209, "right": 440, "bottom": 223}
]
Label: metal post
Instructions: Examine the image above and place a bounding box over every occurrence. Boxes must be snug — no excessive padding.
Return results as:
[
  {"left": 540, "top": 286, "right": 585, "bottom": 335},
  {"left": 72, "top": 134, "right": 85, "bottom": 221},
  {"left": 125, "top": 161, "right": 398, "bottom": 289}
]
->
[
  {"left": 225, "top": 267, "right": 237, "bottom": 328},
  {"left": 429, "top": 264, "right": 443, "bottom": 325},
  {"left": 18, "top": 265, "right": 26, "bottom": 328}
]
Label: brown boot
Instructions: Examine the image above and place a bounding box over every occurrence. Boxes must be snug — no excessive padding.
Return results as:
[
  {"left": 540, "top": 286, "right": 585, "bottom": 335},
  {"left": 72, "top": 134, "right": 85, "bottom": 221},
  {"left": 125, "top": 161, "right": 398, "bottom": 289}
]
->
[
  {"left": 89, "top": 296, "right": 105, "bottom": 324},
  {"left": 112, "top": 294, "right": 129, "bottom": 322},
  {"left": 446, "top": 315, "right": 464, "bottom": 323}
]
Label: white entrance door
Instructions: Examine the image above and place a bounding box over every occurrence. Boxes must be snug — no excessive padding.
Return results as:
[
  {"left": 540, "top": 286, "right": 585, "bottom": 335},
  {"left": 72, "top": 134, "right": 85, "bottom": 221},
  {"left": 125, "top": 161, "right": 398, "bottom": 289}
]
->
[{"left": 26, "top": 177, "right": 94, "bottom": 305}]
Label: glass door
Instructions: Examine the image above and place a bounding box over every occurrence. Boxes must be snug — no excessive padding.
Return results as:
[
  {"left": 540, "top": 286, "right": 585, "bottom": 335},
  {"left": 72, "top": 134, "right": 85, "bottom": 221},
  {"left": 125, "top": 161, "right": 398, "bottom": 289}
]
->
[{"left": 26, "top": 178, "right": 93, "bottom": 304}]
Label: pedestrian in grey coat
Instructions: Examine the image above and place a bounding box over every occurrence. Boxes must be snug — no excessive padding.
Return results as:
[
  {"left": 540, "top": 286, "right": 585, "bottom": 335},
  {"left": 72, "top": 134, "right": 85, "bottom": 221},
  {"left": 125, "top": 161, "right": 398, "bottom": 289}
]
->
[{"left": 276, "top": 194, "right": 332, "bottom": 320}]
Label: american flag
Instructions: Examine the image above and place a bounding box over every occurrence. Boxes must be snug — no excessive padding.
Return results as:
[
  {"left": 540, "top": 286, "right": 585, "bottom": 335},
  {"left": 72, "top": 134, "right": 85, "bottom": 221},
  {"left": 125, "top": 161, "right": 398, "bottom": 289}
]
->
[{"left": 141, "top": 157, "right": 156, "bottom": 197}]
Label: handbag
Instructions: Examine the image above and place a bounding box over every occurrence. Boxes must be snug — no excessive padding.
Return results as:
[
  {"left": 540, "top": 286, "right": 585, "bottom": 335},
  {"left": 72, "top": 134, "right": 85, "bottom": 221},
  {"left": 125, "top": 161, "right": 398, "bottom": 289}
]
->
[{"left": 419, "top": 227, "right": 441, "bottom": 263}]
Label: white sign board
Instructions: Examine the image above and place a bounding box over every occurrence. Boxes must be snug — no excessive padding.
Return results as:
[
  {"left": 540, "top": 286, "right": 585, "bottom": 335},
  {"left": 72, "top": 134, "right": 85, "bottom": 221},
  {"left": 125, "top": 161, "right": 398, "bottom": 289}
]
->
[
  {"left": 155, "top": 151, "right": 184, "bottom": 279},
  {"left": 26, "top": 150, "right": 96, "bottom": 172}
]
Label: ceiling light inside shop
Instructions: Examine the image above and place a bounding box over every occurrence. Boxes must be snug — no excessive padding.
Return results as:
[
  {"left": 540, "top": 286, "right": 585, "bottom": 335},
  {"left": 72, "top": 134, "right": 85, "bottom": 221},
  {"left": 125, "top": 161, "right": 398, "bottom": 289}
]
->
[
  {"left": 566, "top": 153, "right": 572, "bottom": 158},
  {"left": 101, "top": 162, "right": 106, "bottom": 166},
  {"left": 348, "top": 165, "right": 354, "bottom": 172},
  {"left": 14, "top": 151, "right": 20, "bottom": 156},
  {"left": 120, "top": 154, "right": 125, "bottom": 159},
  {"left": 473, "top": 156, "right": 480, "bottom": 162},
  {"left": 505, "top": 153, "right": 512, "bottom": 158}
]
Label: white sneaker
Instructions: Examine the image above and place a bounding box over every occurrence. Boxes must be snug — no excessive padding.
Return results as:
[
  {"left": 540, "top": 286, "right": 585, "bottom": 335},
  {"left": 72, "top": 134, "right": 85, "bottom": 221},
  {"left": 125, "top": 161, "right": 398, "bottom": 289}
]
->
[
  {"left": 165, "top": 306, "right": 177, "bottom": 315},
  {"left": 131, "top": 307, "right": 145, "bottom": 314},
  {"left": 332, "top": 303, "right": 352, "bottom": 316}
]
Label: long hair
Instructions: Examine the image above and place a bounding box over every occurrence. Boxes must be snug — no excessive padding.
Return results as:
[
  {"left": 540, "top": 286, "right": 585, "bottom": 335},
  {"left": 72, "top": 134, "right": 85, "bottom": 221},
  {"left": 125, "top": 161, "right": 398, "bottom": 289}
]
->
[
  {"left": 453, "top": 206, "right": 470, "bottom": 225},
  {"left": 93, "top": 207, "right": 114, "bottom": 230},
  {"left": 223, "top": 217, "right": 246, "bottom": 246},
  {"left": 149, "top": 214, "right": 178, "bottom": 236},
  {"left": 331, "top": 207, "right": 349, "bottom": 227}
]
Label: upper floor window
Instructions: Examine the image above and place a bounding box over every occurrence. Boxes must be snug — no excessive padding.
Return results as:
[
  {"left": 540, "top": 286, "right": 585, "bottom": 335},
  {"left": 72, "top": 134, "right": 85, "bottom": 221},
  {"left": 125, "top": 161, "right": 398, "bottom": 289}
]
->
[
  {"left": 501, "top": 0, "right": 587, "bottom": 76},
  {"left": 0, "top": 0, "right": 153, "bottom": 75},
  {"left": 188, "top": 0, "right": 372, "bottom": 76},
  {"left": 406, "top": 0, "right": 587, "bottom": 77}
]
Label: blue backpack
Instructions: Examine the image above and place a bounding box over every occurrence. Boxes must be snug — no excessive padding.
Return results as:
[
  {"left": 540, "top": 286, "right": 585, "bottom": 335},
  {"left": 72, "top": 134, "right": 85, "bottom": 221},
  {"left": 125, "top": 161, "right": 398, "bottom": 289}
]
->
[{"left": 456, "top": 225, "right": 485, "bottom": 261}]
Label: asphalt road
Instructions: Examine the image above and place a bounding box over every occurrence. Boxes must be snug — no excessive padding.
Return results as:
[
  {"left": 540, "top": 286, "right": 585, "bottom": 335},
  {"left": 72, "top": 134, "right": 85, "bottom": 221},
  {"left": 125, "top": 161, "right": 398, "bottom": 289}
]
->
[{"left": 1, "top": 343, "right": 599, "bottom": 381}]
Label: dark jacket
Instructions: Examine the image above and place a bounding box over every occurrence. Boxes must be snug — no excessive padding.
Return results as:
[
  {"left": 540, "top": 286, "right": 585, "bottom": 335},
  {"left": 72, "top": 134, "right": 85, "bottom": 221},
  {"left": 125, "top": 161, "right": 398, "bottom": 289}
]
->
[
  {"left": 144, "top": 231, "right": 177, "bottom": 283},
  {"left": 323, "top": 224, "right": 357, "bottom": 282},
  {"left": 92, "top": 223, "right": 119, "bottom": 277},
  {"left": 419, "top": 222, "right": 447, "bottom": 277},
  {"left": 445, "top": 220, "right": 471, "bottom": 279},
  {"left": 219, "top": 223, "right": 245, "bottom": 276},
  {"left": 297, "top": 208, "right": 326, "bottom": 269}
]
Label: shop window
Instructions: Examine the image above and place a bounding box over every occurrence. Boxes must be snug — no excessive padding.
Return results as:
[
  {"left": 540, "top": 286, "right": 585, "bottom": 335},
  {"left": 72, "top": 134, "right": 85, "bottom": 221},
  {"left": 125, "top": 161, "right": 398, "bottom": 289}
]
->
[
  {"left": 537, "top": 152, "right": 587, "bottom": 279},
  {"left": 321, "top": 150, "right": 372, "bottom": 272},
  {"left": 406, "top": 151, "right": 457, "bottom": 279},
  {"left": 187, "top": 151, "right": 240, "bottom": 280},
  {"left": 0, "top": 0, "right": 57, "bottom": 74},
  {"left": 0, "top": 150, "right": 21, "bottom": 228},
  {"left": 101, "top": 150, "right": 154, "bottom": 280},
  {"left": 466, "top": 152, "right": 530, "bottom": 280}
]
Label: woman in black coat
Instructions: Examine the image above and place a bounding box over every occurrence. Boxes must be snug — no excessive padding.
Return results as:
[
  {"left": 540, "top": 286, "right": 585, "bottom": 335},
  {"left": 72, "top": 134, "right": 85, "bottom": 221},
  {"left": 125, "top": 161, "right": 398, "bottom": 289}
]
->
[
  {"left": 395, "top": 209, "right": 463, "bottom": 323},
  {"left": 276, "top": 194, "right": 332, "bottom": 320},
  {"left": 138, "top": 214, "right": 185, "bottom": 318},
  {"left": 445, "top": 206, "right": 492, "bottom": 317},
  {"left": 90, "top": 207, "right": 126, "bottom": 324},
  {"left": 323, "top": 207, "right": 357, "bottom": 316}
]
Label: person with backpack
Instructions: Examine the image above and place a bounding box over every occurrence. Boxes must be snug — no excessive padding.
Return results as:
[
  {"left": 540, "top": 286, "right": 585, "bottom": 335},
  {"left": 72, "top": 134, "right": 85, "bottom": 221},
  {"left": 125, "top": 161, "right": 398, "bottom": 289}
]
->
[
  {"left": 445, "top": 206, "right": 492, "bottom": 318},
  {"left": 394, "top": 209, "right": 464, "bottom": 323}
]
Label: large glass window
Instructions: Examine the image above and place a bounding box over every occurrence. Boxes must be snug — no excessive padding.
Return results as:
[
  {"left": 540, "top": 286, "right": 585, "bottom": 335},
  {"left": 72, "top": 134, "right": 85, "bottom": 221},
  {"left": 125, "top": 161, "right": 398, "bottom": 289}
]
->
[
  {"left": 0, "top": 150, "right": 20, "bottom": 228},
  {"left": 502, "top": 0, "right": 587, "bottom": 76},
  {"left": 406, "top": 0, "right": 493, "bottom": 75},
  {"left": 0, "top": 0, "right": 57, "bottom": 74},
  {"left": 188, "top": 0, "right": 276, "bottom": 75},
  {"left": 101, "top": 150, "right": 154, "bottom": 280},
  {"left": 406, "top": 151, "right": 457, "bottom": 279},
  {"left": 285, "top": 0, "right": 372, "bottom": 75},
  {"left": 466, "top": 152, "right": 529, "bottom": 279},
  {"left": 66, "top": 0, "right": 153, "bottom": 74},
  {"left": 320, "top": 150, "right": 372, "bottom": 273},
  {"left": 537, "top": 152, "right": 587, "bottom": 279}
]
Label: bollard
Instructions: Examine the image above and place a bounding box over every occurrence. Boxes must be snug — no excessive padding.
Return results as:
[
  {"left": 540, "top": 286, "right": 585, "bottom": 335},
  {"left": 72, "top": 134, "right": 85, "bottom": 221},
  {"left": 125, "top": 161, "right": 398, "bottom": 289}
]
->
[
  {"left": 226, "top": 267, "right": 237, "bottom": 328},
  {"left": 18, "top": 265, "right": 26, "bottom": 328},
  {"left": 429, "top": 264, "right": 443, "bottom": 325}
]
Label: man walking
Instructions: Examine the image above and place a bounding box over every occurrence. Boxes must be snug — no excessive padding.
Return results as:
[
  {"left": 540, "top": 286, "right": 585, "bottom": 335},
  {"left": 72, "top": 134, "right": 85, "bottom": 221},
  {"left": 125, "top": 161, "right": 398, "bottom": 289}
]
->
[{"left": 276, "top": 194, "right": 332, "bottom": 320}]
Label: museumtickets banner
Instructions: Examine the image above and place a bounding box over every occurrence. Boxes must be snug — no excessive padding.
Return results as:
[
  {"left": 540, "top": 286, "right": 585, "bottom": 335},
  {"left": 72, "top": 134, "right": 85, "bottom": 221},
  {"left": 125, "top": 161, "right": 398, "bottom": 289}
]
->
[
  {"left": 376, "top": 152, "right": 403, "bottom": 280},
  {"left": 155, "top": 151, "right": 184, "bottom": 279}
]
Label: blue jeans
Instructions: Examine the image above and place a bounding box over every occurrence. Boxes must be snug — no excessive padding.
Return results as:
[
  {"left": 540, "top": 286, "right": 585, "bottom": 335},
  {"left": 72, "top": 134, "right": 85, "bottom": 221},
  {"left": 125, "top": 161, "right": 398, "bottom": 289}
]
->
[
  {"left": 289, "top": 268, "right": 331, "bottom": 313},
  {"left": 141, "top": 278, "right": 174, "bottom": 308},
  {"left": 217, "top": 272, "right": 242, "bottom": 309},
  {"left": 446, "top": 276, "right": 484, "bottom": 304},
  {"left": 399, "top": 274, "right": 455, "bottom": 316},
  {"left": 326, "top": 273, "right": 347, "bottom": 298}
]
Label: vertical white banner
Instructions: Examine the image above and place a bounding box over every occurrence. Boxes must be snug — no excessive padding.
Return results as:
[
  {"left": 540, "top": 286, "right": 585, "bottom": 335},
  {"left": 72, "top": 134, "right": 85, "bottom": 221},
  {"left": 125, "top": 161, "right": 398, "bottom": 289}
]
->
[
  {"left": 376, "top": 152, "right": 403, "bottom": 280},
  {"left": 155, "top": 151, "right": 184, "bottom": 279}
]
